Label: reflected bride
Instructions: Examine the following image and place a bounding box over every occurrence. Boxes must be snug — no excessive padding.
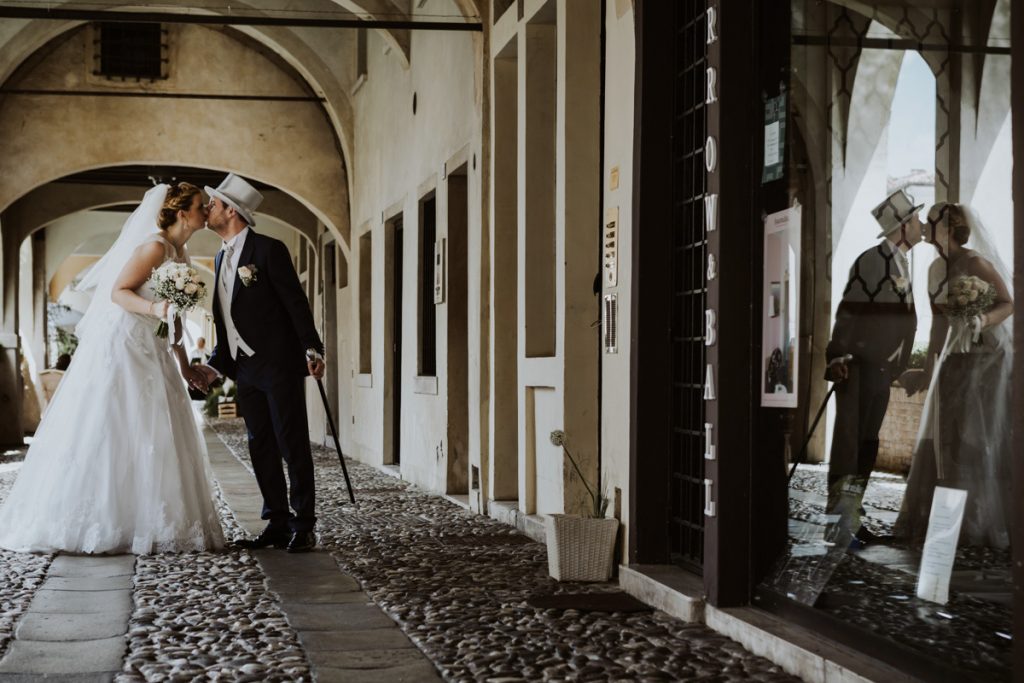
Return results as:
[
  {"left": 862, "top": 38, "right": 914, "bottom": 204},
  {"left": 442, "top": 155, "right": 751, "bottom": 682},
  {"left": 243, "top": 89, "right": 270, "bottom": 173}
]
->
[{"left": 894, "top": 202, "right": 1014, "bottom": 548}]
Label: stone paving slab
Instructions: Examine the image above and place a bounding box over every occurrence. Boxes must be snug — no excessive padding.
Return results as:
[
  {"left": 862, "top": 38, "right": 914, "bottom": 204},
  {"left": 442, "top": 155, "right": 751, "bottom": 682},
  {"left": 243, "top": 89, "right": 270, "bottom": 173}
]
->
[
  {"left": 14, "top": 612, "right": 132, "bottom": 642},
  {"left": 253, "top": 548, "right": 341, "bottom": 573},
  {"left": 28, "top": 589, "right": 131, "bottom": 615},
  {"left": 272, "top": 588, "right": 372, "bottom": 604},
  {"left": 205, "top": 426, "right": 441, "bottom": 682},
  {"left": 298, "top": 628, "right": 419, "bottom": 652},
  {"left": 315, "top": 661, "right": 443, "bottom": 682},
  {"left": 266, "top": 573, "right": 362, "bottom": 592},
  {"left": 283, "top": 603, "right": 393, "bottom": 631},
  {"left": 46, "top": 556, "right": 135, "bottom": 578},
  {"left": 40, "top": 575, "right": 133, "bottom": 592},
  {"left": 311, "top": 648, "right": 438, "bottom": 669},
  {"left": 0, "top": 637, "right": 125, "bottom": 674},
  {"left": 0, "top": 673, "right": 115, "bottom": 682}
]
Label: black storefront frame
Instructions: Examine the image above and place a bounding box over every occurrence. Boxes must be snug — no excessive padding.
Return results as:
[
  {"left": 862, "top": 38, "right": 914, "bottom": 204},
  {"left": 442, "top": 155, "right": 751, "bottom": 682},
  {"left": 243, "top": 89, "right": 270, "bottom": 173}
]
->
[{"left": 631, "top": 0, "right": 1024, "bottom": 680}]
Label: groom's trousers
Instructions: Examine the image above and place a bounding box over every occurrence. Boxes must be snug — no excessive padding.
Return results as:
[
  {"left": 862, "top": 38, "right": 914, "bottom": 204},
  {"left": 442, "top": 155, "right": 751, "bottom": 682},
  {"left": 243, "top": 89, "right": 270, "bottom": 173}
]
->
[
  {"left": 826, "top": 363, "right": 893, "bottom": 516},
  {"left": 235, "top": 354, "right": 317, "bottom": 533}
]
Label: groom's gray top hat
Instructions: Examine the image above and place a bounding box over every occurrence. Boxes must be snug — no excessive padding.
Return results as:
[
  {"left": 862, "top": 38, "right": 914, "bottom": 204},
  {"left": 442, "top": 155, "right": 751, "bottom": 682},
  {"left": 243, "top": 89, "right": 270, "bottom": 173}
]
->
[
  {"left": 872, "top": 188, "right": 924, "bottom": 239},
  {"left": 205, "top": 173, "right": 264, "bottom": 226}
]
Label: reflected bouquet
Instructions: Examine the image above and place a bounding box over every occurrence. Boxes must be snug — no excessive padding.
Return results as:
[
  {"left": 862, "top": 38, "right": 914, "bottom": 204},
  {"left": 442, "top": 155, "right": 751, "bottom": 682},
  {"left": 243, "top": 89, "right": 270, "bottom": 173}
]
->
[
  {"left": 149, "top": 262, "right": 207, "bottom": 338},
  {"left": 947, "top": 275, "right": 996, "bottom": 352},
  {"left": 947, "top": 275, "right": 995, "bottom": 324}
]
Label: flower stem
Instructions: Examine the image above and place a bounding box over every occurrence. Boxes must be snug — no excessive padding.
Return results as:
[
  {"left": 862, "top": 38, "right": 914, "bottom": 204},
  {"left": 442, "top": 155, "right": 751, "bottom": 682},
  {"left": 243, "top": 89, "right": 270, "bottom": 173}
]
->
[{"left": 561, "top": 444, "right": 599, "bottom": 517}]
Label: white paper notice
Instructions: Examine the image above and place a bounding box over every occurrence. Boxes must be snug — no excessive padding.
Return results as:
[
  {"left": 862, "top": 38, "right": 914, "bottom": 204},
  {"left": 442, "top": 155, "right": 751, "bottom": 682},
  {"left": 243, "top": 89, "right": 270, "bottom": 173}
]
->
[
  {"left": 764, "top": 121, "right": 781, "bottom": 166},
  {"left": 916, "top": 486, "right": 968, "bottom": 604}
]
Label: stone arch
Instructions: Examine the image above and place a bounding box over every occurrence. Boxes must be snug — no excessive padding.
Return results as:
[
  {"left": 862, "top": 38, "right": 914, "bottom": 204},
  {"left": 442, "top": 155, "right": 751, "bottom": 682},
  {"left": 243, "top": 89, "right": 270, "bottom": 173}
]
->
[
  {"left": 0, "top": 24, "right": 350, "bottom": 254},
  {"left": 0, "top": 15, "right": 355, "bottom": 250}
]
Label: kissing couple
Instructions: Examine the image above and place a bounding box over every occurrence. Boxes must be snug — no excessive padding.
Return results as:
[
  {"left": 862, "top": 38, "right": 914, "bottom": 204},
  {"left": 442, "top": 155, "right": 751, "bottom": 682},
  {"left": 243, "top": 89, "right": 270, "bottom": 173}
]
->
[{"left": 0, "top": 174, "right": 327, "bottom": 555}]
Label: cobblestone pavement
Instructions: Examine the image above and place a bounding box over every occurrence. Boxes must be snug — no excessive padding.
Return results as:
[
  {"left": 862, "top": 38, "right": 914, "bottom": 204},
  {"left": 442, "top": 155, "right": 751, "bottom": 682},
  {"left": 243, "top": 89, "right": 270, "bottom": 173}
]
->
[
  {"left": 210, "top": 419, "right": 800, "bottom": 682},
  {"left": 0, "top": 446, "right": 52, "bottom": 663},
  {"left": 0, "top": 427, "right": 801, "bottom": 681}
]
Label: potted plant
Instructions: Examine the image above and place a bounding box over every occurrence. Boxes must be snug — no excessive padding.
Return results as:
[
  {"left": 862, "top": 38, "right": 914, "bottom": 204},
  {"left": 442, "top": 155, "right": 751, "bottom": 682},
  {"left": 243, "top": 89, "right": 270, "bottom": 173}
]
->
[{"left": 545, "top": 430, "right": 619, "bottom": 582}]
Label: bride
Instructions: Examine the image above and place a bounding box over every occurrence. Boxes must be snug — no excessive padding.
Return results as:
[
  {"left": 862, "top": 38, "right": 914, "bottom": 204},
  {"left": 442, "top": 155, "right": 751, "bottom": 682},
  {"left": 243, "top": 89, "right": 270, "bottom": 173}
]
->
[
  {"left": 0, "top": 183, "right": 225, "bottom": 554},
  {"left": 895, "top": 202, "right": 1014, "bottom": 548}
]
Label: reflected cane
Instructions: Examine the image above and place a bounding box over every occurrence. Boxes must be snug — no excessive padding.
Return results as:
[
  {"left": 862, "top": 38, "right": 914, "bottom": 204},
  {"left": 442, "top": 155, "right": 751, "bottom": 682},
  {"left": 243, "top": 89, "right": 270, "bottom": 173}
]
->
[
  {"left": 786, "top": 354, "right": 853, "bottom": 483},
  {"left": 307, "top": 351, "right": 356, "bottom": 504}
]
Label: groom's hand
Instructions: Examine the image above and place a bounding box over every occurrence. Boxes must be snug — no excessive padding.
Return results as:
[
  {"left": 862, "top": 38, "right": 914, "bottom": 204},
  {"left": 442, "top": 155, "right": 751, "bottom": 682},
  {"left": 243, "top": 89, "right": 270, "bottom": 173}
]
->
[
  {"left": 307, "top": 357, "right": 326, "bottom": 380},
  {"left": 305, "top": 349, "right": 326, "bottom": 380},
  {"left": 196, "top": 364, "right": 223, "bottom": 389}
]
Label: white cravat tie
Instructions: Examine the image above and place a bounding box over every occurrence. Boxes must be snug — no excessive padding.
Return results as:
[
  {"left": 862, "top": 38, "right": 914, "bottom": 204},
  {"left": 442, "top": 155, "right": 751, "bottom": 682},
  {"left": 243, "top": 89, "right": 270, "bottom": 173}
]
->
[
  {"left": 895, "top": 249, "right": 909, "bottom": 280},
  {"left": 221, "top": 242, "right": 235, "bottom": 286}
]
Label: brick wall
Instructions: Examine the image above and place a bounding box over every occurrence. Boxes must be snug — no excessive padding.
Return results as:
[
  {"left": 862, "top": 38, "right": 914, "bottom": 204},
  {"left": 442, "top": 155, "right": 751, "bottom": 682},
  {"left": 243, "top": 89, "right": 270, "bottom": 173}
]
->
[{"left": 876, "top": 386, "right": 925, "bottom": 474}]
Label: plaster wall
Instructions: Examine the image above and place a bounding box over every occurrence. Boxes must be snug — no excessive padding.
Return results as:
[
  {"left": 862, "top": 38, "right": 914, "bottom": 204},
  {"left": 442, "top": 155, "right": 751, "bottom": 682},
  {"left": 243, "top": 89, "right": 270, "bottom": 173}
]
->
[
  {"left": 493, "top": 0, "right": 601, "bottom": 518},
  {"left": 339, "top": 0, "right": 482, "bottom": 496},
  {"left": 599, "top": 0, "right": 636, "bottom": 553}
]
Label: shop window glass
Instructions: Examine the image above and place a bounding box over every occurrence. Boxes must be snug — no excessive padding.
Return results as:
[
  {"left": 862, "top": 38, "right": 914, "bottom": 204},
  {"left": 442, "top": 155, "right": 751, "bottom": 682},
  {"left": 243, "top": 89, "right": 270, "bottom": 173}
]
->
[{"left": 759, "top": 2, "right": 1014, "bottom": 679}]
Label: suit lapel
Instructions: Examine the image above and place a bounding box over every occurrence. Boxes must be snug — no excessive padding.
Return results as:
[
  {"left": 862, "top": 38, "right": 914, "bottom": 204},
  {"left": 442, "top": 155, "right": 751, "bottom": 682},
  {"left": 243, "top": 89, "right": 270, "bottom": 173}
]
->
[{"left": 231, "top": 229, "right": 257, "bottom": 310}]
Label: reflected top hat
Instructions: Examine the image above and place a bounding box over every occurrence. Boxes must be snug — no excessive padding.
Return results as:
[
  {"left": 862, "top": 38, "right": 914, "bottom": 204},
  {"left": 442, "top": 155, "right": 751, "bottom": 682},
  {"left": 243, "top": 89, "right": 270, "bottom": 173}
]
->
[
  {"left": 872, "top": 189, "right": 924, "bottom": 239},
  {"left": 205, "top": 173, "right": 263, "bottom": 226}
]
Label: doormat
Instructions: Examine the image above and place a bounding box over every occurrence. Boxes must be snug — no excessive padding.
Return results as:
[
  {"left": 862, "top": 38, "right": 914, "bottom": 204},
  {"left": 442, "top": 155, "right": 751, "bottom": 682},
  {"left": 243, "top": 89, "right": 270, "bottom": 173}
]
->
[{"left": 526, "top": 592, "right": 653, "bottom": 613}]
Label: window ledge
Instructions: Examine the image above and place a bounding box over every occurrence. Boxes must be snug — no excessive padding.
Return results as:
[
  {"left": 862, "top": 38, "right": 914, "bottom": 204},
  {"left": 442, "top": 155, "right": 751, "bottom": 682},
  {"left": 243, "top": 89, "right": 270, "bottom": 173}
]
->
[{"left": 413, "top": 376, "right": 438, "bottom": 395}]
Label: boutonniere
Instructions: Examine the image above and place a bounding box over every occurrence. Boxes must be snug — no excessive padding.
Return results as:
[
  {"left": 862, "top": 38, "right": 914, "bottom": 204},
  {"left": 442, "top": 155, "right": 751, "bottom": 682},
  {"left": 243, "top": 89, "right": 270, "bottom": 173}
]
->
[
  {"left": 238, "top": 264, "right": 258, "bottom": 287},
  {"left": 892, "top": 276, "right": 909, "bottom": 294}
]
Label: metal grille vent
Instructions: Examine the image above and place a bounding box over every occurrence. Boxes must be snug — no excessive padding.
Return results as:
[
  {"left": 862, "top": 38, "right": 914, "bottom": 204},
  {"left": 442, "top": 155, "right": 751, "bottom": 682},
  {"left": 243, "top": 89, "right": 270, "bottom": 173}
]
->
[
  {"left": 603, "top": 294, "right": 618, "bottom": 354},
  {"left": 94, "top": 23, "right": 168, "bottom": 81}
]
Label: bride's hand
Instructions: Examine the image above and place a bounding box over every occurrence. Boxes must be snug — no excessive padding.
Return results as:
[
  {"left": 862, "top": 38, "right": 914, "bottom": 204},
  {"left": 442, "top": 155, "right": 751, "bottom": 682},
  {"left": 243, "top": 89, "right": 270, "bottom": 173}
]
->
[{"left": 182, "top": 365, "right": 208, "bottom": 393}]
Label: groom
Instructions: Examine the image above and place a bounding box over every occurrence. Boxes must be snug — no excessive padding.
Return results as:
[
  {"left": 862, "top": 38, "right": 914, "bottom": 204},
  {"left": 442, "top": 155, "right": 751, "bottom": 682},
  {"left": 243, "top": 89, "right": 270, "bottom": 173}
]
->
[
  {"left": 824, "top": 188, "right": 922, "bottom": 544},
  {"left": 199, "top": 174, "right": 326, "bottom": 553}
]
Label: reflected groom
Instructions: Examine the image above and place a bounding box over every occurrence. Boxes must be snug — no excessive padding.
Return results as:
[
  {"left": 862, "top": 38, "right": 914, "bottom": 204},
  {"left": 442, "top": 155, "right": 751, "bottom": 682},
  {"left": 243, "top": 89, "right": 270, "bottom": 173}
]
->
[
  {"left": 824, "top": 189, "right": 923, "bottom": 543},
  {"left": 198, "top": 174, "right": 326, "bottom": 553}
]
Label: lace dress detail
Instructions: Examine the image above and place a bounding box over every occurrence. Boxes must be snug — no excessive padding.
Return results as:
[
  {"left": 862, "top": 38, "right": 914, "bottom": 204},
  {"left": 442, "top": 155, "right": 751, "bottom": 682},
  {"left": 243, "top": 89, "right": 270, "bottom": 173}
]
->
[{"left": 0, "top": 236, "right": 224, "bottom": 554}]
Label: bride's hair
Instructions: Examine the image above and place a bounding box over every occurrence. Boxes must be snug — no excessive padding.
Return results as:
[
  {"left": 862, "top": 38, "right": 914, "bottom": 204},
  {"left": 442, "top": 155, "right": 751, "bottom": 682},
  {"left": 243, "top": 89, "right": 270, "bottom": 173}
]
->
[
  {"left": 931, "top": 201, "right": 971, "bottom": 246},
  {"left": 158, "top": 182, "right": 202, "bottom": 229}
]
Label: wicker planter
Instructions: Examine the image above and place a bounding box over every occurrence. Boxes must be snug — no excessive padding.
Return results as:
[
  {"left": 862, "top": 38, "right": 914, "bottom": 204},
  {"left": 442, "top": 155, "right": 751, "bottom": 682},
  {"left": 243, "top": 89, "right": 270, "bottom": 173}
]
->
[{"left": 545, "top": 514, "right": 619, "bottom": 582}]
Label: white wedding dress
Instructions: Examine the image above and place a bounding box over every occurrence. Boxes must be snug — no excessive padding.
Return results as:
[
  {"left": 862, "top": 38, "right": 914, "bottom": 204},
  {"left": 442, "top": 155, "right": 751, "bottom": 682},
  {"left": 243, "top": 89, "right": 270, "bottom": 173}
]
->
[{"left": 0, "top": 231, "right": 224, "bottom": 554}]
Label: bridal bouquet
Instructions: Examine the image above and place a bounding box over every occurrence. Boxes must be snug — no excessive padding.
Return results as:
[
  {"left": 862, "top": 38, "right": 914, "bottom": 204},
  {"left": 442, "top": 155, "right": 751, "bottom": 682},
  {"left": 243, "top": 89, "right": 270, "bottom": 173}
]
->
[
  {"left": 149, "top": 262, "right": 207, "bottom": 338},
  {"left": 947, "top": 275, "right": 995, "bottom": 324}
]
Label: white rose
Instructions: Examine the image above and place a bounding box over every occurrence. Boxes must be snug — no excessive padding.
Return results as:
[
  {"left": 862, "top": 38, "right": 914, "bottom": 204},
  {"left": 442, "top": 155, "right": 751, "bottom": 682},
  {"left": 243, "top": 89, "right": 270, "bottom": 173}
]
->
[
  {"left": 175, "top": 278, "right": 186, "bottom": 290},
  {"left": 957, "top": 295, "right": 969, "bottom": 306},
  {"left": 968, "top": 289, "right": 978, "bottom": 301},
  {"left": 238, "top": 266, "right": 251, "bottom": 279},
  {"left": 184, "top": 283, "right": 198, "bottom": 295},
  {"left": 976, "top": 281, "right": 989, "bottom": 294}
]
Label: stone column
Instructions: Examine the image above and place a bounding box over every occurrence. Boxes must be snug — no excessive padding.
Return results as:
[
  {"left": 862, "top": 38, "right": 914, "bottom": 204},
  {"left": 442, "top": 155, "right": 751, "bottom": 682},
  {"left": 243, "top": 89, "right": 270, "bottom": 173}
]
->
[{"left": 0, "top": 218, "right": 23, "bottom": 445}]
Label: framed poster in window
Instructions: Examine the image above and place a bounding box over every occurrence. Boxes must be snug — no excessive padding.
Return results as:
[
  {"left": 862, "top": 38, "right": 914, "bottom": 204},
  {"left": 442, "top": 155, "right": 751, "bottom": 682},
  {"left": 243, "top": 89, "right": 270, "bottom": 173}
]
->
[{"left": 761, "top": 205, "right": 801, "bottom": 408}]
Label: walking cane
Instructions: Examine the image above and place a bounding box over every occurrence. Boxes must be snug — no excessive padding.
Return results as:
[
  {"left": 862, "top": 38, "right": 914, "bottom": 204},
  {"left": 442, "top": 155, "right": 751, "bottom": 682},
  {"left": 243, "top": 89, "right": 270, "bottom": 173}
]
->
[
  {"left": 307, "top": 352, "right": 356, "bottom": 504},
  {"left": 786, "top": 354, "right": 852, "bottom": 484}
]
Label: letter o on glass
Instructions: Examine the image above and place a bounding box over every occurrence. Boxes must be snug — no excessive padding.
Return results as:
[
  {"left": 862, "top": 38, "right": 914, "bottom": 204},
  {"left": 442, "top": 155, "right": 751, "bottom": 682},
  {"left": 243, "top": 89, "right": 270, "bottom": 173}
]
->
[{"left": 705, "top": 137, "right": 718, "bottom": 173}]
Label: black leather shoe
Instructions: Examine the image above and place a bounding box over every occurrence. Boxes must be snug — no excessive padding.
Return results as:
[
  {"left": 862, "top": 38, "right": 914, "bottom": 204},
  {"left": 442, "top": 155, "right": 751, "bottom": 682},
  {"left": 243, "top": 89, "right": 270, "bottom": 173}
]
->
[
  {"left": 854, "top": 527, "right": 877, "bottom": 545},
  {"left": 234, "top": 526, "right": 290, "bottom": 549},
  {"left": 286, "top": 530, "right": 317, "bottom": 553}
]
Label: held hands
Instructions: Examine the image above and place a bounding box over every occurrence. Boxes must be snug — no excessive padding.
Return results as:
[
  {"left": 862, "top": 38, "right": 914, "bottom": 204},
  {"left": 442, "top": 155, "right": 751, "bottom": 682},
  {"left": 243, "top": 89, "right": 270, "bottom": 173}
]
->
[
  {"left": 194, "top": 364, "right": 223, "bottom": 390},
  {"left": 898, "top": 369, "right": 928, "bottom": 397},
  {"left": 182, "top": 365, "right": 209, "bottom": 393}
]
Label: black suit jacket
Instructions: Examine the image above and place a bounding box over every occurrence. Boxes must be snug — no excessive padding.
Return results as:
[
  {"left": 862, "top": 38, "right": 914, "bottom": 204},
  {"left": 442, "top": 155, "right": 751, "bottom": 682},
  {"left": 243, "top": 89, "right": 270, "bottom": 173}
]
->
[
  {"left": 209, "top": 230, "right": 323, "bottom": 380},
  {"left": 826, "top": 241, "right": 916, "bottom": 374}
]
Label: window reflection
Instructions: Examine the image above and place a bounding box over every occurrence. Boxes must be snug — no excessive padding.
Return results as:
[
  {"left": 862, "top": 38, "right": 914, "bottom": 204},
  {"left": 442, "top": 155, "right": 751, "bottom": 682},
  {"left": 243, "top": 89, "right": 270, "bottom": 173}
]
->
[{"left": 762, "top": 1, "right": 1014, "bottom": 678}]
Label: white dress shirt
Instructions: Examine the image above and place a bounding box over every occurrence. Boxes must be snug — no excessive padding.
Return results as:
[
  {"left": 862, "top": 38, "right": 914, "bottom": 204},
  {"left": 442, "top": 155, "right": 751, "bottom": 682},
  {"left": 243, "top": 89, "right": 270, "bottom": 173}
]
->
[{"left": 218, "top": 227, "right": 256, "bottom": 360}]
